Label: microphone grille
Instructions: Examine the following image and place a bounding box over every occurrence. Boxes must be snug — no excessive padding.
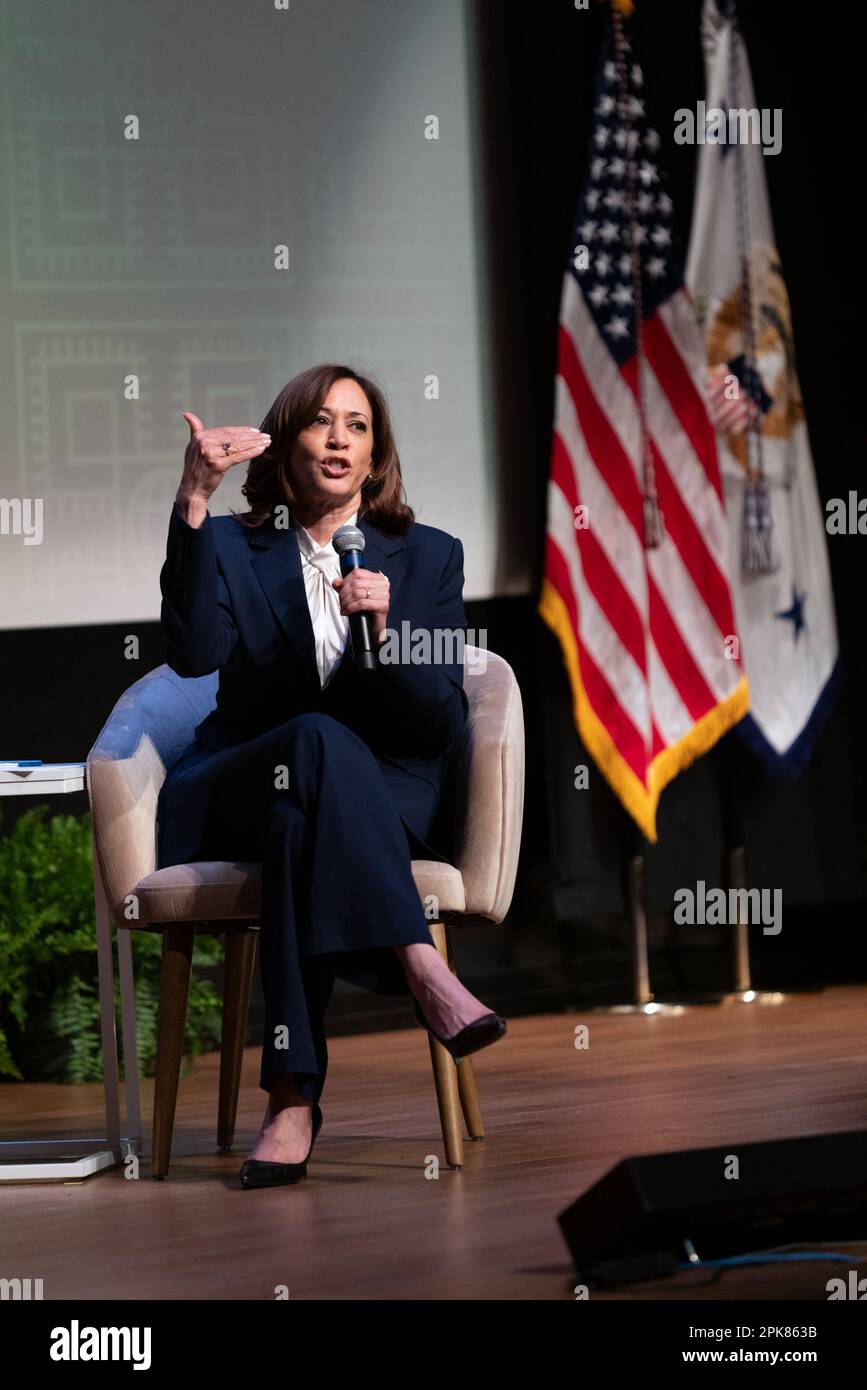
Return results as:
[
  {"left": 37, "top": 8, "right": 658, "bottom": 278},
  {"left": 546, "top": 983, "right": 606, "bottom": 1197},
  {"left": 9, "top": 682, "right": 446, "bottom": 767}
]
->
[{"left": 332, "top": 524, "right": 365, "bottom": 556}]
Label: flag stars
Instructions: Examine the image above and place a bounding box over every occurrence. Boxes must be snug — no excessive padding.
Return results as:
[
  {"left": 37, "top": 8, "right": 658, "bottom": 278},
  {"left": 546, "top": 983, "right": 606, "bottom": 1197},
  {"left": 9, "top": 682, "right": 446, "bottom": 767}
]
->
[
  {"left": 570, "top": 30, "right": 685, "bottom": 350},
  {"left": 775, "top": 587, "right": 807, "bottom": 642},
  {"left": 605, "top": 315, "right": 630, "bottom": 340}
]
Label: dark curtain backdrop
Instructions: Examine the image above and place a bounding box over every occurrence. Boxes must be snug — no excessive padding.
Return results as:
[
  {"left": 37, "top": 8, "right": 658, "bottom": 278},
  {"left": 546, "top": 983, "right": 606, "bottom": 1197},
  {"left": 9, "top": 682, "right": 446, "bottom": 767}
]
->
[{"left": 474, "top": 0, "right": 866, "bottom": 973}]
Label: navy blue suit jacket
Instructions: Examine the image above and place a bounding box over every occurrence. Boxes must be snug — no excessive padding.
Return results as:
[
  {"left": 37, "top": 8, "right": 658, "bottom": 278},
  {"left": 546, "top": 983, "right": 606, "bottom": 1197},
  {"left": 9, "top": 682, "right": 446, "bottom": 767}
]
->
[{"left": 156, "top": 501, "right": 470, "bottom": 869}]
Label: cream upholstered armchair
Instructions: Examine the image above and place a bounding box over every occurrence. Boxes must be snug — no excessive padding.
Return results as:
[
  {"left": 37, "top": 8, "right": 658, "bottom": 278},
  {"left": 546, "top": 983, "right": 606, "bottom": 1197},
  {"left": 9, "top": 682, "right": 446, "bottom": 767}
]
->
[{"left": 86, "top": 647, "right": 525, "bottom": 1177}]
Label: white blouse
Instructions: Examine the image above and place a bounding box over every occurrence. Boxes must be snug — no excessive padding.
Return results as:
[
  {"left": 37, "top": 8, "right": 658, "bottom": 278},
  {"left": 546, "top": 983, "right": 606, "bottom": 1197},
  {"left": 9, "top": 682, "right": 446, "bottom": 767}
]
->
[{"left": 292, "top": 510, "right": 359, "bottom": 689}]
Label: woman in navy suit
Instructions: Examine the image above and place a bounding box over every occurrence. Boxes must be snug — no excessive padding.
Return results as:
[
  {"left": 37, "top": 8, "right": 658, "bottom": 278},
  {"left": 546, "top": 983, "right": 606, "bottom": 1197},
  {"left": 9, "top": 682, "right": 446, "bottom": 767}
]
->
[{"left": 157, "top": 363, "right": 506, "bottom": 1189}]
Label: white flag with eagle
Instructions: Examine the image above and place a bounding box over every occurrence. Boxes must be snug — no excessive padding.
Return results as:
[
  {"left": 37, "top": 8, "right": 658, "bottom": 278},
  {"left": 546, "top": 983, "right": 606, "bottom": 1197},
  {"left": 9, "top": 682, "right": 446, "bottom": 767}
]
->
[{"left": 685, "top": 0, "right": 838, "bottom": 773}]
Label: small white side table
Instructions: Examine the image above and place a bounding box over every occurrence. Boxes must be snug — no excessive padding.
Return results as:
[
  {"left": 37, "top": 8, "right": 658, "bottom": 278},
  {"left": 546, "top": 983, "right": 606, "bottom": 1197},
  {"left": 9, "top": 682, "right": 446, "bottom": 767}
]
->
[{"left": 0, "top": 762, "right": 142, "bottom": 1181}]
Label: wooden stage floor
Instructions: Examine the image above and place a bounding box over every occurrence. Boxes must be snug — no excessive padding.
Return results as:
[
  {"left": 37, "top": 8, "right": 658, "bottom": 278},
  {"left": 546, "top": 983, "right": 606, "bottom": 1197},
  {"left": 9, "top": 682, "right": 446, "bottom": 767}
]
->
[{"left": 2, "top": 983, "right": 866, "bottom": 1301}]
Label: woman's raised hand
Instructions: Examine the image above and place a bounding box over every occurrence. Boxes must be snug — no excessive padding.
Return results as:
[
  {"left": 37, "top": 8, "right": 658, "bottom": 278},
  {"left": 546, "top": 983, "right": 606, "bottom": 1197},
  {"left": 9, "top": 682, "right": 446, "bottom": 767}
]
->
[{"left": 175, "top": 412, "right": 271, "bottom": 526}]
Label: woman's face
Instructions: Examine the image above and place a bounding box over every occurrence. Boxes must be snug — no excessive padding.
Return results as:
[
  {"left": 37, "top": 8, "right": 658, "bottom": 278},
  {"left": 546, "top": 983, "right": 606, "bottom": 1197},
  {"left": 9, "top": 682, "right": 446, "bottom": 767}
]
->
[{"left": 288, "top": 377, "right": 375, "bottom": 513}]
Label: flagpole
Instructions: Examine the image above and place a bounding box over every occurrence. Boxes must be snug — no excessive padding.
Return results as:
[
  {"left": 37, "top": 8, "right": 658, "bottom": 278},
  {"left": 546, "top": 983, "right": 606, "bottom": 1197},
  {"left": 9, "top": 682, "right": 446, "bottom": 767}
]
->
[
  {"left": 718, "top": 736, "right": 783, "bottom": 1007},
  {"left": 627, "top": 850, "right": 652, "bottom": 1006},
  {"left": 603, "top": 828, "right": 685, "bottom": 1017},
  {"left": 726, "top": 843, "right": 752, "bottom": 995}
]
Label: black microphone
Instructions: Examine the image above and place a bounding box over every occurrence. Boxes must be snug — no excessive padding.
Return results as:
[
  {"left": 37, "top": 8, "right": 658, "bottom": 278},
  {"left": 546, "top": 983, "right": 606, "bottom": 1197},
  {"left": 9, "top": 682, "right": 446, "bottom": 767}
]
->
[{"left": 332, "top": 524, "right": 377, "bottom": 673}]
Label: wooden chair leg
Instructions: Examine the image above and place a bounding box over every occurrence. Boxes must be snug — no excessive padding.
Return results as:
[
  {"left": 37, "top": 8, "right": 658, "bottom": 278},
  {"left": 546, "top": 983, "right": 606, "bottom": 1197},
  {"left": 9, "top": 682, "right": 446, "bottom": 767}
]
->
[
  {"left": 218, "top": 929, "right": 258, "bottom": 1152},
  {"left": 447, "top": 928, "right": 489, "bottom": 1145},
  {"left": 425, "top": 1036, "right": 464, "bottom": 1170},
  {"left": 151, "top": 924, "right": 195, "bottom": 1180},
  {"left": 456, "top": 1056, "right": 485, "bottom": 1140},
  {"left": 444, "top": 925, "right": 486, "bottom": 1141},
  {"left": 427, "top": 921, "right": 464, "bottom": 1168}
]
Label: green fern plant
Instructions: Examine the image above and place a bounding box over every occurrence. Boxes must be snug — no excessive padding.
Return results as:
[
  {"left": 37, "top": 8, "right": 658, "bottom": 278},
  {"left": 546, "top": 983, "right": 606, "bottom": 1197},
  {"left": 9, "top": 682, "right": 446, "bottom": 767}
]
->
[{"left": 0, "top": 804, "right": 224, "bottom": 1083}]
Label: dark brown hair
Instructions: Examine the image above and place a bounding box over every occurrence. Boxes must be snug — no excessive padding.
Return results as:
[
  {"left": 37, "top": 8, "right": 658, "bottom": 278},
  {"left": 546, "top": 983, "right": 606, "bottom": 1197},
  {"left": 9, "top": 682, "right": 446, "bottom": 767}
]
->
[{"left": 233, "top": 363, "right": 414, "bottom": 535}]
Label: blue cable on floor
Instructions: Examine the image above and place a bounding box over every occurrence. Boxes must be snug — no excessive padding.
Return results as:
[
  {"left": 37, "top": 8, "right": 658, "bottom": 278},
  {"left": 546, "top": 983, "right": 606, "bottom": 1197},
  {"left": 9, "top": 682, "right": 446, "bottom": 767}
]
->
[{"left": 678, "top": 1251, "right": 855, "bottom": 1270}]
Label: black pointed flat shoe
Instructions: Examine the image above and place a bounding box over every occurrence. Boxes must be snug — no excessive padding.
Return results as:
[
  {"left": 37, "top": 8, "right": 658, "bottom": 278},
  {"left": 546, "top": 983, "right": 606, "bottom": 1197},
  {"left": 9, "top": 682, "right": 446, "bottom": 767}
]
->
[
  {"left": 413, "top": 1000, "right": 507, "bottom": 1060},
  {"left": 239, "top": 1102, "right": 323, "bottom": 1190}
]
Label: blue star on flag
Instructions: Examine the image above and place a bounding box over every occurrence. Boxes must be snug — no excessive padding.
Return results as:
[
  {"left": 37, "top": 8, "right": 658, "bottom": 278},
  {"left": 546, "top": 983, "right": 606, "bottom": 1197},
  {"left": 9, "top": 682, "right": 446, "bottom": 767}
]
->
[{"left": 775, "top": 586, "right": 806, "bottom": 642}]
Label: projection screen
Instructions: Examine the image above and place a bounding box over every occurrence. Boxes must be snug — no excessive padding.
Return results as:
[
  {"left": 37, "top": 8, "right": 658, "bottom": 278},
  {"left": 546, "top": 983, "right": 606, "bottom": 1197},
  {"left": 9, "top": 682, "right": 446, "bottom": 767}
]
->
[{"left": 0, "top": 0, "right": 507, "bottom": 630}]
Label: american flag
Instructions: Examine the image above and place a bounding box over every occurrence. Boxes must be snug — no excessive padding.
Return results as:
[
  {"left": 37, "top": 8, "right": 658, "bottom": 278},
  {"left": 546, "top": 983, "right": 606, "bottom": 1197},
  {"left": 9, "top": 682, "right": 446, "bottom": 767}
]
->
[{"left": 538, "top": 19, "right": 749, "bottom": 842}]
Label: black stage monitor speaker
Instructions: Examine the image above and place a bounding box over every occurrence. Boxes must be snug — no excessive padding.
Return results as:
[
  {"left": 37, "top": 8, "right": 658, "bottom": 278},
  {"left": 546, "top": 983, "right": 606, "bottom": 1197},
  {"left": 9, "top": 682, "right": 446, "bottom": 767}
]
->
[{"left": 558, "top": 1129, "right": 867, "bottom": 1287}]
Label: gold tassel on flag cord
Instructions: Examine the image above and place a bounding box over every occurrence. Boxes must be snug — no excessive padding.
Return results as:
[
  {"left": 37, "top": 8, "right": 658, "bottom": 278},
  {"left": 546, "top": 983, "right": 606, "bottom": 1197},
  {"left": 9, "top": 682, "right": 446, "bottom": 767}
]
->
[
  {"left": 609, "top": 0, "right": 665, "bottom": 549},
  {"left": 729, "top": 6, "right": 776, "bottom": 576}
]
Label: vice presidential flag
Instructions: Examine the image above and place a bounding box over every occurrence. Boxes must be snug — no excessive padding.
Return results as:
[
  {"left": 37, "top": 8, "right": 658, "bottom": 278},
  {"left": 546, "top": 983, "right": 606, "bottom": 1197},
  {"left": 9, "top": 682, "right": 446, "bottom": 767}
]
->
[
  {"left": 539, "top": 12, "right": 748, "bottom": 844},
  {"left": 685, "top": 0, "right": 839, "bottom": 773}
]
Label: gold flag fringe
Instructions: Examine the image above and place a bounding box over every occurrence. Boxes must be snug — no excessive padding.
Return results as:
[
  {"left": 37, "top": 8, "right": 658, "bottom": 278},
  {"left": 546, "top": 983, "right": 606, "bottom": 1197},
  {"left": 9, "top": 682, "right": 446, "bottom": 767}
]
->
[{"left": 539, "top": 577, "right": 750, "bottom": 842}]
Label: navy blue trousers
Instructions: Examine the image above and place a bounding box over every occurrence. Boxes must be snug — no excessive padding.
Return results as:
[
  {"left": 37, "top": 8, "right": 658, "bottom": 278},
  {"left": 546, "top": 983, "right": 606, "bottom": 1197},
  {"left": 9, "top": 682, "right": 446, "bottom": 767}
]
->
[{"left": 187, "top": 714, "right": 436, "bottom": 1101}]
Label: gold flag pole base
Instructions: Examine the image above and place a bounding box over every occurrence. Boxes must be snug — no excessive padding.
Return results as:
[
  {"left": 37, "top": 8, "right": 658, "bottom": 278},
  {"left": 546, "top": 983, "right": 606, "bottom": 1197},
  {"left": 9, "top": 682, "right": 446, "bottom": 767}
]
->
[
  {"left": 600, "top": 1000, "right": 688, "bottom": 1016},
  {"left": 718, "top": 988, "right": 786, "bottom": 1006}
]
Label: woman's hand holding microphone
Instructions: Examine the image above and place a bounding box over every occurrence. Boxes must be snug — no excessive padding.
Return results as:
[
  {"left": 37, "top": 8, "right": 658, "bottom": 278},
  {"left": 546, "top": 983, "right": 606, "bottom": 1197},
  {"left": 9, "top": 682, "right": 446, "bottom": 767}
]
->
[
  {"left": 175, "top": 412, "right": 271, "bottom": 529},
  {"left": 331, "top": 570, "right": 391, "bottom": 646}
]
